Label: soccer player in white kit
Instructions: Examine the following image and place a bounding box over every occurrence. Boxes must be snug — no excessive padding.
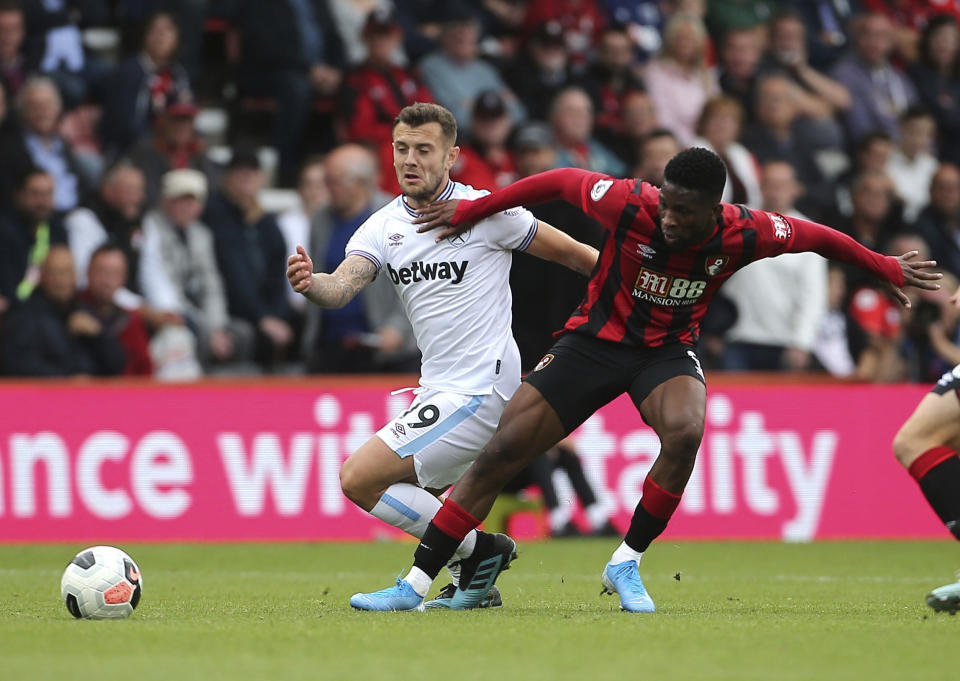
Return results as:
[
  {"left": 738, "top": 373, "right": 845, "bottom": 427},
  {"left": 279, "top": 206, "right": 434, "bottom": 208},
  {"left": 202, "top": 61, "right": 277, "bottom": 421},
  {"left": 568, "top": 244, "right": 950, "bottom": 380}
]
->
[{"left": 286, "top": 103, "right": 598, "bottom": 610}]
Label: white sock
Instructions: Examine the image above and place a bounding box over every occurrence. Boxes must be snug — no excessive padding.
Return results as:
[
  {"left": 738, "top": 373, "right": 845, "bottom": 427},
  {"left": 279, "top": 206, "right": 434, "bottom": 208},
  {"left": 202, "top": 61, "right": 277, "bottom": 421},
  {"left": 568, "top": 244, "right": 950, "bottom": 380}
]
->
[
  {"left": 610, "top": 541, "right": 644, "bottom": 566},
  {"left": 586, "top": 503, "right": 610, "bottom": 530},
  {"left": 370, "top": 483, "right": 442, "bottom": 538},
  {"left": 404, "top": 566, "right": 433, "bottom": 597},
  {"left": 453, "top": 530, "right": 477, "bottom": 562},
  {"left": 549, "top": 506, "right": 572, "bottom": 532}
]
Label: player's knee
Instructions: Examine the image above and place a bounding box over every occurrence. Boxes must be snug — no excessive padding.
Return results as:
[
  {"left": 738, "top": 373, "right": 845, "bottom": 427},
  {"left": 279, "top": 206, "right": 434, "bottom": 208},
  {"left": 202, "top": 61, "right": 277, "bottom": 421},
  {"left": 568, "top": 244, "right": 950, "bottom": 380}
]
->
[
  {"left": 892, "top": 427, "right": 919, "bottom": 469},
  {"left": 339, "top": 459, "right": 374, "bottom": 510},
  {"left": 661, "top": 421, "right": 703, "bottom": 464}
]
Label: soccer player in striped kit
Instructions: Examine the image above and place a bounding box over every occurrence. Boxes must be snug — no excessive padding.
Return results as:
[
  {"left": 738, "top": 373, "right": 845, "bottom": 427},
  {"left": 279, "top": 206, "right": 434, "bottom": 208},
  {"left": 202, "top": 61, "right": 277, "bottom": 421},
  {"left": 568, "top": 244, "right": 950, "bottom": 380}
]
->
[{"left": 353, "top": 147, "right": 943, "bottom": 612}]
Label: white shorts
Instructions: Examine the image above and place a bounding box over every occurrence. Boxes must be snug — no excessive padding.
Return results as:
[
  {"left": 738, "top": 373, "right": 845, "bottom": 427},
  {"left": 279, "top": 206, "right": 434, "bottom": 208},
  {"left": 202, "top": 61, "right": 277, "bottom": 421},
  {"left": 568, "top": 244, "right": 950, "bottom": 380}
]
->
[{"left": 376, "top": 389, "right": 508, "bottom": 489}]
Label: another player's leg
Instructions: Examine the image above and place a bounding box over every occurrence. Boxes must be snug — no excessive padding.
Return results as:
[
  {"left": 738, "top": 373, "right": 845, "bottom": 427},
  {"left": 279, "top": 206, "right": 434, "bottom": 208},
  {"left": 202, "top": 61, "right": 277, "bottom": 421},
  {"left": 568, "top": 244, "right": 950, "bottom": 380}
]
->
[
  {"left": 601, "top": 369, "right": 706, "bottom": 613},
  {"left": 891, "top": 389, "right": 960, "bottom": 541},
  {"left": 404, "top": 383, "right": 569, "bottom": 609},
  {"left": 339, "top": 438, "right": 458, "bottom": 611},
  {"left": 891, "top": 380, "right": 960, "bottom": 614}
]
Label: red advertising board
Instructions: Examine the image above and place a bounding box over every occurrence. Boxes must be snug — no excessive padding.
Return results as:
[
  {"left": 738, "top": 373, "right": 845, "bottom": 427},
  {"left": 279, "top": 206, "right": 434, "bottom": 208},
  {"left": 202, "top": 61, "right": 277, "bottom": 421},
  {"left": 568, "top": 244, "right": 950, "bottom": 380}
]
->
[{"left": 0, "top": 379, "right": 947, "bottom": 542}]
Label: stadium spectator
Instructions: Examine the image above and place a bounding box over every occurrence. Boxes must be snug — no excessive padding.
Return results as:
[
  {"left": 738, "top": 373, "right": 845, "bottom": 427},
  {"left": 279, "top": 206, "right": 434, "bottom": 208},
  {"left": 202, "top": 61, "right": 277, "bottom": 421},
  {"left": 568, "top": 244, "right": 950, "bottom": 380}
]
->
[
  {"left": 522, "top": 0, "right": 606, "bottom": 67},
  {"left": 838, "top": 169, "right": 901, "bottom": 296},
  {"left": 690, "top": 96, "right": 762, "bottom": 207},
  {"left": 419, "top": 8, "right": 524, "bottom": 136},
  {"left": 126, "top": 96, "right": 218, "bottom": 209},
  {"left": 740, "top": 74, "right": 831, "bottom": 212},
  {"left": 812, "top": 264, "right": 857, "bottom": 377},
  {"left": 0, "top": 244, "right": 125, "bottom": 376},
  {"left": 327, "top": 0, "right": 397, "bottom": 67},
  {"left": 204, "top": 147, "right": 296, "bottom": 369},
  {"left": 277, "top": 157, "right": 328, "bottom": 311},
  {"left": 601, "top": 0, "right": 669, "bottom": 63},
  {"left": 96, "top": 10, "right": 191, "bottom": 158},
  {"left": 504, "top": 20, "right": 579, "bottom": 123},
  {"left": 908, "top": 15, "right": 960, "bottom": 167},
  {"left": 914, "top": 163, "right": 960, "bottom": 280},
  {"left": 451, "top": 91, "right": 516, "bottom": 191},
  {"left": 549, "top": 86, "right": 626, "bottom": 177},
  {"left": 508, "top": 121, "right": 603, "bottom": 370},
  {"left": 220, "top": 0, "right": 345, "bottom": 187},
  {"left": 20, "top": 0, "right": 109, "bottom": 108},
  {"left": 391, "top": 0, "right": 479, "bottom": 64},
  {"left": 632, "top": 127, "right": 680, "bottom": 187},
  {"left": 643, "top": 14, "right": 719, "bottom": 145},
  {"left": 581, "top": 25, "right": 645, "bottom": 144},
  {"left": 64, "top": 163, "right": 152, "bottom": 294},
  {"left": 704, "top": 0, "right": 776, "bottom": 38},
  {"left": 721, "top": 160, "right": 828, "bottom": 371},
  {"left": 0, "top": 167, "right": 65, "bottom": 308},
  {"left": 780, "top": 0, "right": 860, "bottom": 71},
  {"left": 829, "top": 12, "right": 917, "bottom": 143},
  {"left": 598, "top": 89, "right": 658, "bottom": 169},
  {"left": 341, "top": 7, "right": 432, "bottom": 195},
  {"left": 78, "top": 243, "right": 153, "bottom": 376},
  {"left": 140, "top": 169, "right": 254, "bottom": 369},
  {"left": 715, "top": 25, "right": 764, "bottom": 121},
  {"left": 762, "top": 9, "right": 852, "bottom": 123},
  {"left": 831, "top": 130, "right": 894, "bottom": 219},
  {"left": 0, "top": 0, "right": 33, "bottom": 99},
  {"left": 0, "top": 76, "right": 91, "bottom": 211},
  {"left": 886, "top": 106, "right": 938, "bottom": 222},
  {"left": 300, "top": 143, "right": 416, "bottom": 373},
  {"left": 861, "top": 0, "right": 958, "bottom": 64}
]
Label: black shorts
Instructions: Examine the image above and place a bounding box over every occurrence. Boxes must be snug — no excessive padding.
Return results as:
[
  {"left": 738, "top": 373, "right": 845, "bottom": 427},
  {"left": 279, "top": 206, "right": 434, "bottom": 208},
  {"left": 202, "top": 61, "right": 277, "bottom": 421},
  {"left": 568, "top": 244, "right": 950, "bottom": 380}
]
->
[
  {"left": 523, "top": 333, "right": 706, "bottom": 435},
  {"left": 931, "top": 364, "right": 960, "bottom": 397}
]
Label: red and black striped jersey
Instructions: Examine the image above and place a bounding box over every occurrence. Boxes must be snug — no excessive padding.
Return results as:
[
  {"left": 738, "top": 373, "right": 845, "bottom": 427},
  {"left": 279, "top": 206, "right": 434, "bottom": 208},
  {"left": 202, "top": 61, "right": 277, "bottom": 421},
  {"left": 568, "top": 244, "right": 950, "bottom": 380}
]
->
[
  {"left": 561, "top": 172, "right": 797, "bottom": 347},
  {"left": 452, "top": 167, "right": 904, "bottom": 350}
]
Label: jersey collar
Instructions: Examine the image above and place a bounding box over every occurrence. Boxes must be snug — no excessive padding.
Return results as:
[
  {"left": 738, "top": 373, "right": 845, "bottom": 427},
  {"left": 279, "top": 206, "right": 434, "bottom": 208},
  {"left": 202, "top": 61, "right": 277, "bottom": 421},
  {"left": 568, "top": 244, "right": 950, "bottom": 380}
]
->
[{"left": 401, "top": 180, "right": 455, "bottom": 219}]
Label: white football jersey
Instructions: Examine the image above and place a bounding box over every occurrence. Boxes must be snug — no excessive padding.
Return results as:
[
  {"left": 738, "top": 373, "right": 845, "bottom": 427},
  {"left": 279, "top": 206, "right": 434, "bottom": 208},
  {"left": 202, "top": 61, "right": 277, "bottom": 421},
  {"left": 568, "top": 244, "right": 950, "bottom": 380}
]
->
[{"left": 346, "top": 180, "right": 538, "bottom": 398}]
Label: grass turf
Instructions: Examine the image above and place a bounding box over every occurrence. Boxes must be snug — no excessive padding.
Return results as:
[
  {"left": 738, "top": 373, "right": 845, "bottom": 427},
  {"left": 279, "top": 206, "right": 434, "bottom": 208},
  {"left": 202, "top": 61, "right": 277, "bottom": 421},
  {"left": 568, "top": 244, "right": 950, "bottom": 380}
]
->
[{"left": 0, "top": 540, "right": 956, "bottom": 681}]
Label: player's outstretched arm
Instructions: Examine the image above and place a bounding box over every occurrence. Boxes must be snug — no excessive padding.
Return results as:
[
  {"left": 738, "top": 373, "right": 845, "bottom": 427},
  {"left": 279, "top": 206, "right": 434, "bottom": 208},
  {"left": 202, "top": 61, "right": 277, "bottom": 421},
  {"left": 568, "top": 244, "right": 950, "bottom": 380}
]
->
[
  {"left": 286, "top": 246, "right": 376, "bottom": 309},
  {"left": 413, "top": 168, "right": 594, "bottom": 240},
  {"left": 786, "top": 218, "right": 941, "bottom": 307},
  {"left": 524, "top": 220, "right": 599, "bottom": 277}
]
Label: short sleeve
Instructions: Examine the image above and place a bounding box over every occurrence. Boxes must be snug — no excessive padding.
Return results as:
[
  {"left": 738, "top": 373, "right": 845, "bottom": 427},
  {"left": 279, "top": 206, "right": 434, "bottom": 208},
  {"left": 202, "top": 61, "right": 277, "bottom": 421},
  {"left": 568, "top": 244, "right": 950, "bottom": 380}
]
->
[
  {"left": 345, "top": 221, "right": 384, "bottom": 272},
  {"left": 575, "top": 173, "right": 636, "bottom": 230},
  {"left": 478, "top": 202, "right": 539, "bottom": 251},
  {"left": 751, "top": 211, "right": 798, "bottom": 260}
]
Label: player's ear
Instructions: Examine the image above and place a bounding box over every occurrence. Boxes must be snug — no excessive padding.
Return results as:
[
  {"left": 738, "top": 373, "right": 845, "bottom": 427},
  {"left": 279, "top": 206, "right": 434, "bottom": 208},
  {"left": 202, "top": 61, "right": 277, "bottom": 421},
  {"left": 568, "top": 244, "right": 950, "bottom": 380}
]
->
[{"left": 446, "top": 144, "right": 460, "bottom": 171}]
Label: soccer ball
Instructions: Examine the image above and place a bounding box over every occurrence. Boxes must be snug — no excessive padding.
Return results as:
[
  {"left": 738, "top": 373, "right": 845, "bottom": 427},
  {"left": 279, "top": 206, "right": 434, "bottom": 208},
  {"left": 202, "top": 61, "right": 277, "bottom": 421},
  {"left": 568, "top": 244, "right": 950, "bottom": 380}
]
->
[{"left": 60, "top": 546, "right": 143, "bottom": 619}]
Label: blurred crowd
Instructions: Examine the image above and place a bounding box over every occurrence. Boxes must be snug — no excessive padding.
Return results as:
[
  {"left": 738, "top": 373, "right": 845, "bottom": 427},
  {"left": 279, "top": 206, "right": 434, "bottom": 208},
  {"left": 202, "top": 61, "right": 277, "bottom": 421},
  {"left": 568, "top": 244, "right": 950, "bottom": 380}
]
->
[{"left": 2, "top": 0, "right": 960, "bottom": 383}]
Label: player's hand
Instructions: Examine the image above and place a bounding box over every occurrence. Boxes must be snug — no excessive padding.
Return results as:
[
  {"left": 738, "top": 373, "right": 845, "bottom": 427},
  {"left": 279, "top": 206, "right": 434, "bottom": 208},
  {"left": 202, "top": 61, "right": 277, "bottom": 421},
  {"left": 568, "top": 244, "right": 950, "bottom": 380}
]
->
[
  {"left": 886, "top": 250, "right": 941, "bottom": 308},
  {"left": 413, "top": 199, "right": 471, "bottom": 241},
  {"left": 287, "top": 245, "right": 314, "bottom": 294}
]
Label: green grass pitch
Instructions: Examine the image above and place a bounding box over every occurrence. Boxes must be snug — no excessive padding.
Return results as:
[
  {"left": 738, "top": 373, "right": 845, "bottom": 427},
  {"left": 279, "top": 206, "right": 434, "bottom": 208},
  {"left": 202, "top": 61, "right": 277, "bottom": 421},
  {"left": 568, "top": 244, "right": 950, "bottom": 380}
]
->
[{"left": 1, "top": 540, "right": 956, "bottom": 681}]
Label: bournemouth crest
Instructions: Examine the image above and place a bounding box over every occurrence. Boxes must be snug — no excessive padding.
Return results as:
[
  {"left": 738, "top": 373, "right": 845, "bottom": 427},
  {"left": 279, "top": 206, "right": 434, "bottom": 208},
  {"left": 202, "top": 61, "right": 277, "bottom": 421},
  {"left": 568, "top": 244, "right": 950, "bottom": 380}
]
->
[
  {"left": 704, "top": 255, "right": 729, "bottom": 276},
  {"left": 534, "top": 354, "right": 554, "bottom": 371}
]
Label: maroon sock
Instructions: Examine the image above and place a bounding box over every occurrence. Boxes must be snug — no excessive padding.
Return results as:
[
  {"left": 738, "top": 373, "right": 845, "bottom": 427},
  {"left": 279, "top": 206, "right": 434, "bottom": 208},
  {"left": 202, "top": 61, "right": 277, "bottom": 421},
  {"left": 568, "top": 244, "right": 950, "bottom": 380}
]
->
[
  {"left": 413, "top": 499, "right": 481, "bottom": 579},
  {"left": 908, "top": 446, "right": 960, "bottom": 540},
  {"left": 623, "top": 476, "right": 682, "bottom": 552}
]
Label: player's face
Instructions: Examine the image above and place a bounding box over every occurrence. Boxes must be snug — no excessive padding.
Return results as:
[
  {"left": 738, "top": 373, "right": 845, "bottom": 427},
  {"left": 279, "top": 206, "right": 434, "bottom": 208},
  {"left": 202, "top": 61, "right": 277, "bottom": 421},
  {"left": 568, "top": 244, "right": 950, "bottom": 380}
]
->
[
  {"left": 658, "top": 181, "right": 721, "bottom": 250},
  {"left": 393, "top": 122, "right": 458, "bottom": 204}
]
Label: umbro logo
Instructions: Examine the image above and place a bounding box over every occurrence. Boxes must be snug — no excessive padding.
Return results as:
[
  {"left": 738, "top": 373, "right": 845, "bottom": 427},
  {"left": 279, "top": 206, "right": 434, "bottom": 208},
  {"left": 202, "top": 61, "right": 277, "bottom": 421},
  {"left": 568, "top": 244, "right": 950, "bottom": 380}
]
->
[
  {"left": 388, "top": 233, "right": 404, "bottom": 246},
  {"left": 637, "top": 243, "right": 656, "bottom": 258}
]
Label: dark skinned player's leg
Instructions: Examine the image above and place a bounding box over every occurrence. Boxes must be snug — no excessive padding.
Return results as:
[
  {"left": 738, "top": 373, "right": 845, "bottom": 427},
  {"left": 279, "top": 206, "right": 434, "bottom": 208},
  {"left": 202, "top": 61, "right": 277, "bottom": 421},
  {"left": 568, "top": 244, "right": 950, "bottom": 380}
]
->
[
  {"left": 409, "top": 383, "right": 567, "bottom": 585},
  {"left": 623, "top": 375, "right": 706, "bottom": 554},
  {"left": 601, "top": 375, "right": 705, "bottom": 612}
]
